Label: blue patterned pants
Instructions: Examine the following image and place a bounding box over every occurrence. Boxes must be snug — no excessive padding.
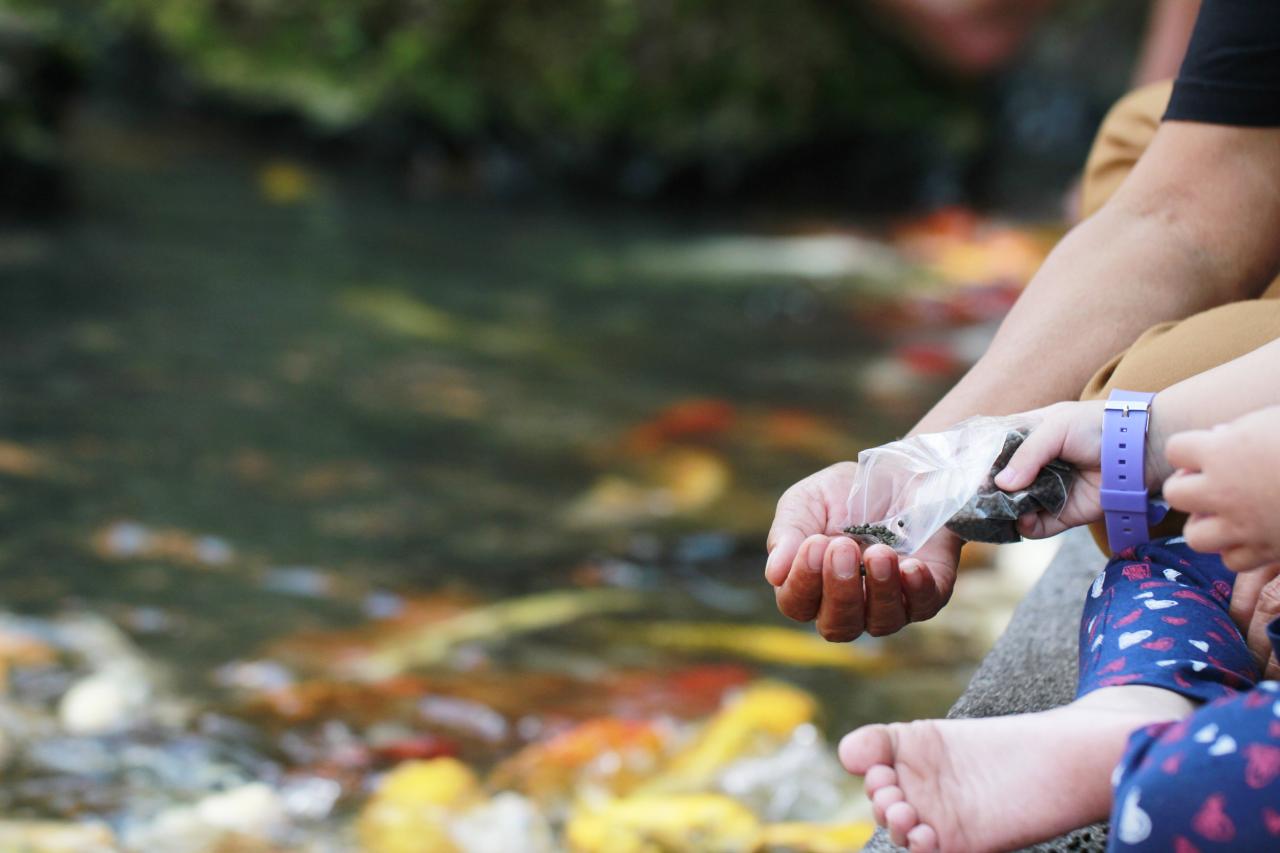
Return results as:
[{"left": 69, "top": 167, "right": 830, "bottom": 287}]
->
[{"left": 1077, "top": 538, "right": 1280, "bottom": 851}]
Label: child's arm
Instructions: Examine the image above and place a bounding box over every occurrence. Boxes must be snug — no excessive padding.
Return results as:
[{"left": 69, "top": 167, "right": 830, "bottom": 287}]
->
[
  {"left": 1143, "top": 337, "right": 1280, "bottom": 487},
  {"left": 998, "top": 337, "right": 1280, "bottom": 541}
]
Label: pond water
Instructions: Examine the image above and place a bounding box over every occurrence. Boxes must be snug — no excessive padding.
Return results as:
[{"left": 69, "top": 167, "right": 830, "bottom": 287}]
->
[{"left": 0, "top": 110, "right": 1046, "bottom": 849}]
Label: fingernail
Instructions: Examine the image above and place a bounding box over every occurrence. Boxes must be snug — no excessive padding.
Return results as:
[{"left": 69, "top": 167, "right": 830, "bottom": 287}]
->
[
  {"left": 901, "top": 560, "right": 920, "bottom": 586},
  {"left": 834, "top": 548, "right": 858, "bottom": 580},
  {"left": 869, "top": 556, "right": 892, "bottom": 582},
  {"left": 995, "top": 466, "right": 1017, "bottom": 489},
  {"left": 807, "top": 542, "right": 824, "bottom": 573}
]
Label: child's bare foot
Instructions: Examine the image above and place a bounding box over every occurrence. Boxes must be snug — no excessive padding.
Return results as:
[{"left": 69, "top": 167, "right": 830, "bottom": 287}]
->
[{"left": 839, "top": 688, "right": 1194, "bottom": 852}]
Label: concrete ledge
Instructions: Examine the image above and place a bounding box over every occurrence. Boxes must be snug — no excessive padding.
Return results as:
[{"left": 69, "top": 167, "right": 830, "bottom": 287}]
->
[{"left": 864, "top": 529, "right": 1109, "bottom": 852}]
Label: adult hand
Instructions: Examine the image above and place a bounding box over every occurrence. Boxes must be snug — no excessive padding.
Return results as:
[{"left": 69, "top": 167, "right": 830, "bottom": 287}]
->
[
  {"left": 992, "top": 400, "right": 1110, "bottom": 538},
  {"left": 766, "top": 462, "right": 956, "bottom": 641},
  {"left": 1226, "top": 563, "right": 1280, "bottom": 681},
  {"left": 1163, "top": 406, "right": 1280, "bottom": 572}
]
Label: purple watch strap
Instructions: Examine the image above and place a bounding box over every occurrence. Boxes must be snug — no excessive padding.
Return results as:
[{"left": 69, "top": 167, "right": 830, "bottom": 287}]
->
[{"left": 1100, "top": 390, "right": 1157, "bottom": 554}]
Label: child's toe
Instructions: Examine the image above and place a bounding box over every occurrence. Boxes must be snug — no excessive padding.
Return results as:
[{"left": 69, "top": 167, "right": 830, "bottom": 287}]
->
[
  {"left": 907, "top": 823, "right": 939, "bottom": 853},
  {"left": 863, "top": 763, "right": 898, "bottom": 796},
  {"left": 840, "top": 724, "right": 894, "bottom": 774},
  {"left": 872, "top": 784, "right": 905, "bottom": 825},
  {"left": 886, "top": 800, "right": 919, "bottom": 846}
]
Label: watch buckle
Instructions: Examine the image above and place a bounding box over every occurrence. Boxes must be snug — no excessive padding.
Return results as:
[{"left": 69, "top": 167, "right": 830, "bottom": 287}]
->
[{"left": 1103, "top": 399, "right": 1151, "bottom": 417}]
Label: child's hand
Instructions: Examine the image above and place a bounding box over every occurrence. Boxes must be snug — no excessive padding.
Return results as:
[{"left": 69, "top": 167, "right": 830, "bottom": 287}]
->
[
  {"left": 1163, "top": 406, "right": 1280, "bottom": 571},
  {"left": 1229, "top": 563, "right": 1280, "bottom": 680},
  {"left": 993, "top": 400, "right": 1111, "bottom": 538}
]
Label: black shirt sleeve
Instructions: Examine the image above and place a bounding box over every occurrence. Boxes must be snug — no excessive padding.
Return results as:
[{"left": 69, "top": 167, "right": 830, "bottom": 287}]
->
[{"left": 1164, "top": 0, "right": 1280, "bottom": 127}]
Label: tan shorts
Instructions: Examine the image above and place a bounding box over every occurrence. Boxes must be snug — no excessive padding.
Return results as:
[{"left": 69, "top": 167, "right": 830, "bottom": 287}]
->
[{"left": 1077, "top": 81, "right": 1280, "bottom": 549}]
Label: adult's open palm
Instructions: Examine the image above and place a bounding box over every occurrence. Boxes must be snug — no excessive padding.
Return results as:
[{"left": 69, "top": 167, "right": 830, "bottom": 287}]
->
[{"left": 766, "top": 461, "right": 957, "bottom": 640}]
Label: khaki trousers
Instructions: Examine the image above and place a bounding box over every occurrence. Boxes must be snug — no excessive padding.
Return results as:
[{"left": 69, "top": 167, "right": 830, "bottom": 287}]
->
[{"left": 1077, "top": 81, "right": 1280, "bottom": 550}]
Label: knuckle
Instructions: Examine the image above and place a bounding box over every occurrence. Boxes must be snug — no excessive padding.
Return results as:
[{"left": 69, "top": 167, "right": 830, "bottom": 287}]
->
[
  {"left": 775, "top": 487, "right": 801, "bottom": 511},
  {"left": 1222, "top": 488, "right": 1249, "bottom": 515},
  {"left": 1257, "top": 580, "right": 1280, "bottom": 612},
  {"left": 780, "top": 606, "right": 812, "bottom": 623},
  {"left": 865, "top": 618, "right": 903, "bottom": 638},
  {"left": 775, "top": 593, "right": 811, "bottom": 623},
  {"left": 909, "top": 603, "right": 941, "bottom": 623},
  {"left": 1254, "top": 589, "right": 1280, "bottom": 614},
  {"left": 873, "top": 586, "right": 899, "bottom": 605},
  {"left": 828, "top": 460, "right": 858, "bottom": 477},
  {"left": 780, "top": 599, "right": 815, "bottom": 622},
  {"left": 778, "top": 476, "right": 817, "bottom": 505}
]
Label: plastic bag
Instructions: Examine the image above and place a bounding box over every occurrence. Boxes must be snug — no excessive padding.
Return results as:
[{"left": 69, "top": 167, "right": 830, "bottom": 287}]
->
[{"left": 843, "top": 415, "right": 1075, "bottom": 555}]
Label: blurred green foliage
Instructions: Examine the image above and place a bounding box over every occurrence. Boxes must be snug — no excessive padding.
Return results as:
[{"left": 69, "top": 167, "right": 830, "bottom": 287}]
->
[
  {"left": 0, "top": 11, "right": 77, "bottom": 215},
  {"left": 3, "top": 0, "right": 977, "bottom": 186}
]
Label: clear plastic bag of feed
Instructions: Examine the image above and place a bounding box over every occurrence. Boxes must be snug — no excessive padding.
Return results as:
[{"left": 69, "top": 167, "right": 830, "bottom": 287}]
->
[{"left": 843, "top": 415, "right": 1075, "bottom": 555}]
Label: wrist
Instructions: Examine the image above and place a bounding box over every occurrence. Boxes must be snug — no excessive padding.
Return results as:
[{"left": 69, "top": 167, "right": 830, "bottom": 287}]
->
[
  {"left": 1101, "top": 389, "right": 1163, "bottom": 554},
  {"left": 1144, "top": 392, "right": 1174, "bottom": 491}
]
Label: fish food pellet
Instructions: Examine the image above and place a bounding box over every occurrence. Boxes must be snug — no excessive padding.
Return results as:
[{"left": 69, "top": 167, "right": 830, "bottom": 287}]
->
[{"left": 842, "top": 523, "right": 902, "bottom": 549}]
